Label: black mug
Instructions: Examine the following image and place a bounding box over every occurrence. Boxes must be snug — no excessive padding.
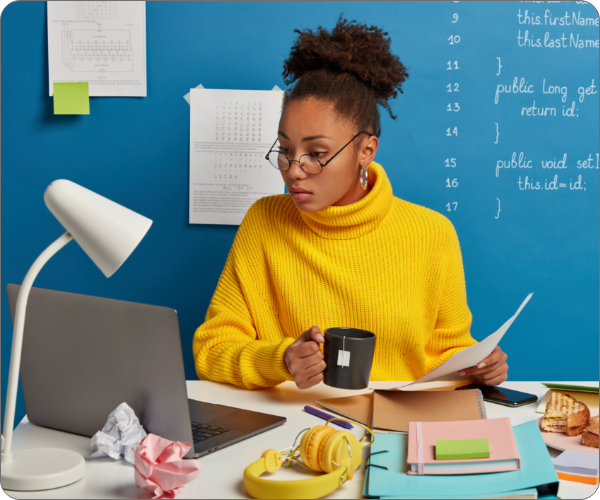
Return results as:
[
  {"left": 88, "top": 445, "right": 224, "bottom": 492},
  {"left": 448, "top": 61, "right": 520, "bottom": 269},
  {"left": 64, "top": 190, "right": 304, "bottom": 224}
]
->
[{"left": 323, "top": 327, "right": 376, "bottom": 390}]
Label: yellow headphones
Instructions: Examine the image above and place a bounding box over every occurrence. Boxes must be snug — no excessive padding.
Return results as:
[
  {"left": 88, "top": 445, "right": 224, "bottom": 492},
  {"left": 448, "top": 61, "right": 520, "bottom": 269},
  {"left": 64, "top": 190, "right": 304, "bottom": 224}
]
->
[{"left": 243, "top": 418, "right": 375, "bottom": 499}]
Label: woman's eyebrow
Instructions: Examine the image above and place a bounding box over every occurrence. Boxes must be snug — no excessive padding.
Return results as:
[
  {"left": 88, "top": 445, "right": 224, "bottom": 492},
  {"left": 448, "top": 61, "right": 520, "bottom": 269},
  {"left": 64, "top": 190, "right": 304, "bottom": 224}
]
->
[{"left": 278, "top": 130, "right": 332, "bottom": 142}]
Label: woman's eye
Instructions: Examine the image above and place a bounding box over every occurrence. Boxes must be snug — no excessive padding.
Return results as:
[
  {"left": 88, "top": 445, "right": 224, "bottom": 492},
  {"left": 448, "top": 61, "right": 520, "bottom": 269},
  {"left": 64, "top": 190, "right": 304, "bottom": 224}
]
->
[
  {"left": 278, "top": 148, "right": 291, "bottom": 155},
  {"left": 310, "top": 152, "right": 327, "bottom": 158}
]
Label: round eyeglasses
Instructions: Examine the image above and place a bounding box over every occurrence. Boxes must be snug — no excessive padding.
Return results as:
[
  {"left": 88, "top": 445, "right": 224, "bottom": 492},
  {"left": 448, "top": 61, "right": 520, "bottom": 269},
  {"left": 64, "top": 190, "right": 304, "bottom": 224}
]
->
[{"left": 265, "top": 131, "right": 374, "bottom": 175}]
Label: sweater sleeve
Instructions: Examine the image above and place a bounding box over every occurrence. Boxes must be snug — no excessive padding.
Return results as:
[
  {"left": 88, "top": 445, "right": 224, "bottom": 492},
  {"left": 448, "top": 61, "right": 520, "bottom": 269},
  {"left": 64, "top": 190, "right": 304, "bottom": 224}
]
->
[
  {"left": 192, "top": 207, "right": 295, "bottom": 390},
  {"left": 425, "top": 220, "right": 478, "bottom": 372}
]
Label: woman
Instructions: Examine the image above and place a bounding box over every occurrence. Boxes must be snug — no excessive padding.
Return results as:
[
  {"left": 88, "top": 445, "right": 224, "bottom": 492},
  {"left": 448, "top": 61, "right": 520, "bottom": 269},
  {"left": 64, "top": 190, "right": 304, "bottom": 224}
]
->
[{"left": 193, "top": 17, "right": 508, "bottom": 390}]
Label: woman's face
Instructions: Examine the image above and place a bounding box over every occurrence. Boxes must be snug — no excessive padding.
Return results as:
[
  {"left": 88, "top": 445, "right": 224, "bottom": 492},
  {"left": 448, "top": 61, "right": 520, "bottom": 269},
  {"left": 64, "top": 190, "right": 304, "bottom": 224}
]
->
[{"left": 277, "top": 97, "right": 378, "bottom": 213}]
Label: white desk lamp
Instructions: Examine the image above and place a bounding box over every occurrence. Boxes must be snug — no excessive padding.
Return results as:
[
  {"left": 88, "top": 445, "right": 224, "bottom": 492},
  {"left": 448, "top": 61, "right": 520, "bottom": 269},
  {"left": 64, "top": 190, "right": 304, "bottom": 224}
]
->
[{"left": 1, "top": 179, "right": 152, "bottom": 491}]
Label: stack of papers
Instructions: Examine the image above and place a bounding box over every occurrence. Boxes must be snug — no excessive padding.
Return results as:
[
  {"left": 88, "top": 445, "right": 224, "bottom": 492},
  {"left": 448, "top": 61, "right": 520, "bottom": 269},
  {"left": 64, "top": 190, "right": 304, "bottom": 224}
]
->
[{"left": 553, "top": 450, "right": 599, "bottom": 485}]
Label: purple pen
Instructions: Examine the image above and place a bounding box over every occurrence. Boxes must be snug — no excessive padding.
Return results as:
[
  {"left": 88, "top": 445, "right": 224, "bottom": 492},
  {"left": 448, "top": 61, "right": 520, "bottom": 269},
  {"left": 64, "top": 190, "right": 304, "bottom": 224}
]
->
[{"left": 304, "top": 405, "right": 354, "bottom": 429}]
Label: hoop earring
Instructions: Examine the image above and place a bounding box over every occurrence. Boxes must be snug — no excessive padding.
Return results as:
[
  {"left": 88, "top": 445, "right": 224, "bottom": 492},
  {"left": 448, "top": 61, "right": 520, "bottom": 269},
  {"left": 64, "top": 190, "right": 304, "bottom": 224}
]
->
[{"left": 359, "top": 165, "right": 368, "bottom": 190}]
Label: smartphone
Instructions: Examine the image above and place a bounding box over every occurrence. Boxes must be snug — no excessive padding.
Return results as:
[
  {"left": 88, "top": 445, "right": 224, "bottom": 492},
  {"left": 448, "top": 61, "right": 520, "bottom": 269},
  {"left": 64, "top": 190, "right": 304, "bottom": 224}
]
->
[{"left": 456, "top": 384, "right": 538, "bottom": 407}]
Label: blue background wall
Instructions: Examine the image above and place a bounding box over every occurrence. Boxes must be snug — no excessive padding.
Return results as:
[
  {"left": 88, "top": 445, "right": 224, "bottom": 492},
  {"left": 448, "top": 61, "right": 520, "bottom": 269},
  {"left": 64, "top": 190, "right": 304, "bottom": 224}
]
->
[{"left": 2, "top": 1, "right": 598, "bottom": 432}]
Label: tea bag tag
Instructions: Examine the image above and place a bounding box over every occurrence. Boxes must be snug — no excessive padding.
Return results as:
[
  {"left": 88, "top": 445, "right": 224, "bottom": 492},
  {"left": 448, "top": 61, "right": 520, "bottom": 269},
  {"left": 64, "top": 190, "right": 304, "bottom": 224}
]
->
[{"left": 337, "top": 350, "right": 351, "bottom": 367}]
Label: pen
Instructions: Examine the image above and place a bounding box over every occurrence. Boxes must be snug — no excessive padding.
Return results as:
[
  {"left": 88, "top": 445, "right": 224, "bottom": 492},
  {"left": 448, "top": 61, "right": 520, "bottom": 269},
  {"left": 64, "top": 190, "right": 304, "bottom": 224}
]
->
[{"left": 303, "top": 405, "right": 354, "bottom": 429}]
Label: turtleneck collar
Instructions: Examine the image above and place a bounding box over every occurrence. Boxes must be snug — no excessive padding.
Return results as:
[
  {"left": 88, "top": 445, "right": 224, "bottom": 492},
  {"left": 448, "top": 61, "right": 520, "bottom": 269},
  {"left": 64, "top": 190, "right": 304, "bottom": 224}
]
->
[{"left": 298, "top": 161, "right": 394, "bottom": 240}]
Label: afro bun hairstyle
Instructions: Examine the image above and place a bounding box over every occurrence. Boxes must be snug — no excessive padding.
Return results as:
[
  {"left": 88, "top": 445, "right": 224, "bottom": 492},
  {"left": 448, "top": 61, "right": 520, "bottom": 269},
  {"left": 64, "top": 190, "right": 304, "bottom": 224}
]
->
[{"left": 281, "top": 15, "right": 409, "bottom": 137}]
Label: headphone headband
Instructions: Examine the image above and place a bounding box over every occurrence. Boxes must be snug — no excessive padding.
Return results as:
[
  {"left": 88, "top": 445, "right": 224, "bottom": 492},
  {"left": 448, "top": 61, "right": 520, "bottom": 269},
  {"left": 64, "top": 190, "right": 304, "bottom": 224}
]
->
[{"left": 243, "top": 417, "right": 375, "bottom": 499}]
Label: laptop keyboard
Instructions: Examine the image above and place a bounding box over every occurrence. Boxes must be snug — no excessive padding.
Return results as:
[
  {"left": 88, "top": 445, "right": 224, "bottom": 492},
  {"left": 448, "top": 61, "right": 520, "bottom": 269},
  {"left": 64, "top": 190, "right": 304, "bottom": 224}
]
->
[{"left": 191, "top": 421, "right": 230, "bottom": 444}]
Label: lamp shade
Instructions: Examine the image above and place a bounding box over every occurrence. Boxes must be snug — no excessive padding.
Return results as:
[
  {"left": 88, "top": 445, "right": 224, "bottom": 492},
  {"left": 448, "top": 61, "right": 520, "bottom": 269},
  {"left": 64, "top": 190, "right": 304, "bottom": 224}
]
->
[{"left": 44, "top": 180, "right": 153, "bottom": 278}]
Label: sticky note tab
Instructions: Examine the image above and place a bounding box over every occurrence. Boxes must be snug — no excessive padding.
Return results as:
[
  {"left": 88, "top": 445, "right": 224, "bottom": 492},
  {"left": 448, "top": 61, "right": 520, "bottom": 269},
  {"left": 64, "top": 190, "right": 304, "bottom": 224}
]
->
[
  {"left": 53, "top": 82, "right": 90, "bottom": 115},
  {"left": 184, "top": 83, "right": 205, "bottom": 104},
  {"left": 337, "top": 350, "right": 350, "bottom": 367},
  {"left": 435, "top": 438, "right": 490, "bottom": 460}
]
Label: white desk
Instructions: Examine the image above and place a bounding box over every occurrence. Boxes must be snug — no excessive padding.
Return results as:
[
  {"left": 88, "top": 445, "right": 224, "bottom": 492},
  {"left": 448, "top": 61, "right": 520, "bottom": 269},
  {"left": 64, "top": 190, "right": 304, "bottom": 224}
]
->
[{"left": 4, "top": 381, "right": 598, "bottom": 499}]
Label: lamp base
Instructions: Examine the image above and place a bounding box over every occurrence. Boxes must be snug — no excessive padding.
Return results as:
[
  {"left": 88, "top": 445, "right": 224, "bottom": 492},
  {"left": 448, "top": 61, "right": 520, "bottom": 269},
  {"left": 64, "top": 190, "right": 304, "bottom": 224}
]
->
[{"left": 1, "top": 448, "right": 85, "bottom": 491}]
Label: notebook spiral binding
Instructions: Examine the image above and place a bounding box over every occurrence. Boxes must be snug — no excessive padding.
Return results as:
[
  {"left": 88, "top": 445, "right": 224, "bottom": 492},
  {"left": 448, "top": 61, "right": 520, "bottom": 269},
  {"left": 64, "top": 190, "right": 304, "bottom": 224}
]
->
[{"left": 475, "top": 389, "right": 488, "bottom": 419}]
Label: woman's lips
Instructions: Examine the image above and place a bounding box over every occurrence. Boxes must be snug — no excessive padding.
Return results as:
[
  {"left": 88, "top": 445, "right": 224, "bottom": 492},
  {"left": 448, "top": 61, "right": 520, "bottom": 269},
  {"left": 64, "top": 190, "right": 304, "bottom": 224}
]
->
[{"left": 290, "top": 191, "right": 313, "bottom": 201}]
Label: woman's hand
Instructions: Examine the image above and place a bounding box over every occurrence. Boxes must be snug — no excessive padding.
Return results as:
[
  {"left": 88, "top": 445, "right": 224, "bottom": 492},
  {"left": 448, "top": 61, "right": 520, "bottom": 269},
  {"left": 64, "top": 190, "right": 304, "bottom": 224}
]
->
[
  {"left": 284, "top": 326, "right": 326, "bottom": 390},
  {"left": 457, "top": 345, "right": 508, "bottom": 386}
]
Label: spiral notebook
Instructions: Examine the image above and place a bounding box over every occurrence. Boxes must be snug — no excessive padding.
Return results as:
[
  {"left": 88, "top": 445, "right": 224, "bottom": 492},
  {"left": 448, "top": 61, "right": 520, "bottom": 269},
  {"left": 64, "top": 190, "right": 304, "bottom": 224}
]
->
[{"left": 372, "top": 389, "right": 487, "bottom": 433}]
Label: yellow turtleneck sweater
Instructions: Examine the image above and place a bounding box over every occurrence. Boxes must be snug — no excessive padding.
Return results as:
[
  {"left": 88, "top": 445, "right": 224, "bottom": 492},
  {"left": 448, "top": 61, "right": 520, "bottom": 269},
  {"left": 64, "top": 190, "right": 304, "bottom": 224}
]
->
[{"left": 193, "top": 161, "right": 477, "bottom": 389}]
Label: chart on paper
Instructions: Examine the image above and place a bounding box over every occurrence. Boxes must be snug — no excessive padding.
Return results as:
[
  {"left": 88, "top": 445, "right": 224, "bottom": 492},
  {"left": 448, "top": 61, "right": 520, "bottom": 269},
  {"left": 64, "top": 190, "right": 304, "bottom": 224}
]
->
[
  {"left": 47, "top": 1, "right": 146, "bottom": 96},
  {"left": 189, "top": 89, "right": 286, "bottom": 225},
  {"left": 60, "top": 23, "right": 134, "bottom": 73}
]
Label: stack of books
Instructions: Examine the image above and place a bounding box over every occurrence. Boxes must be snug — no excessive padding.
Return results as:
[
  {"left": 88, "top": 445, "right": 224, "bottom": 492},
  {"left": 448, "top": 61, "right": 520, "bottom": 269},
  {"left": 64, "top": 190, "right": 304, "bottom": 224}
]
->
[{"left": 363, "top": 420, "right": 559, "bottom": 499}]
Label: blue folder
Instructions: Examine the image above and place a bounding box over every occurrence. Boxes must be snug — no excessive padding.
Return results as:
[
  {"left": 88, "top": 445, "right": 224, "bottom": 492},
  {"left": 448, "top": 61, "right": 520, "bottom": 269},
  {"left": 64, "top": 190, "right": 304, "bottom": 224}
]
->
[{"left": 363, "top": 420, "right": 559, "bottom": 499}]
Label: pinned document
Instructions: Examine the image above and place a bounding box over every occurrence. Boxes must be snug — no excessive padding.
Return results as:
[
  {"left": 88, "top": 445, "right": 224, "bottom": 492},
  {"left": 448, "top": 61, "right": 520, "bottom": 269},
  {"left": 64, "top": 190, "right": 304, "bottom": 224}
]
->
[
  {"left": 47, "top": 2, "right": 147, "bottom": 97},
  {"left": 53, "top": 82, "right": 90, "bottom": 115},
  {"left": 188, "top": 88, "right": 285, "bottom": 225}
]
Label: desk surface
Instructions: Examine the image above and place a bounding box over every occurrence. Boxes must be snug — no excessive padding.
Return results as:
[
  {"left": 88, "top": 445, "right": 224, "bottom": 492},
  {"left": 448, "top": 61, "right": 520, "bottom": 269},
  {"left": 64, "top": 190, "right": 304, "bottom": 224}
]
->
[{"left": 5, "top": 381, "right": 599, "bottom": 499}]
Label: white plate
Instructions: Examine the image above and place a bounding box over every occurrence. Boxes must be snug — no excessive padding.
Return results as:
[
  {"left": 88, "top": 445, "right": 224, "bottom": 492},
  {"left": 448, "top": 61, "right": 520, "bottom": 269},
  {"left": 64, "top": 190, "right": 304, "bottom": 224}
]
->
[{"left": 537, "top": 409, "right": 599, "bottom": 454}]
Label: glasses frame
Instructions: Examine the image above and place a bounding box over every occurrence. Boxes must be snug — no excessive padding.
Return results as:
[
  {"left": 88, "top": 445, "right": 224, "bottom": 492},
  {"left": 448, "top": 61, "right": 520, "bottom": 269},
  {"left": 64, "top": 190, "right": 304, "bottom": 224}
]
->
[{"left": 265, "top": 130, "right": 374, "bottom": 175}]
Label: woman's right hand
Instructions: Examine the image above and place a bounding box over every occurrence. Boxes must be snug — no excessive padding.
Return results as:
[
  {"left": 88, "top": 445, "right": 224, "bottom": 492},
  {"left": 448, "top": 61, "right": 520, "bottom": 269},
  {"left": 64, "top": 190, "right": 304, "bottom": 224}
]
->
[{"left": 284, "top": 326, "right": 326, "bottom": 389}]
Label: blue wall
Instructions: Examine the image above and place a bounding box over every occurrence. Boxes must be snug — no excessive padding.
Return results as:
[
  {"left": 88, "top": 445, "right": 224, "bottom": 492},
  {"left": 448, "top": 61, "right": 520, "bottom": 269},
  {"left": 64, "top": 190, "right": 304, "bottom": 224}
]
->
[{"left": 2, "top": 1, "right": 598, "bottom": 432}]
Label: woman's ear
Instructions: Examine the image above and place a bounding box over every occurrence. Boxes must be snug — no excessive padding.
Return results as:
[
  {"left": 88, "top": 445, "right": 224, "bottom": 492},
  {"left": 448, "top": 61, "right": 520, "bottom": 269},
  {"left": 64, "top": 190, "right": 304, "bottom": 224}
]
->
[{"left": 360, "top": 134, "right": 379, "bottom": 166}]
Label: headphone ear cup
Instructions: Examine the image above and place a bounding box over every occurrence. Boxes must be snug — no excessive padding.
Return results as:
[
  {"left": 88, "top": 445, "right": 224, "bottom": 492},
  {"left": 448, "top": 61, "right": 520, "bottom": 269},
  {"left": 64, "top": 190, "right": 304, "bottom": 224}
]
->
[
  {"left": 320, "top": 431, "right": 363, "bottom": 474},
  {"left": 317, "top": 430, "right": 339, "bottom": 473},
  {"left": 299, "top": 426, "right": 336, "bottom": 472}
]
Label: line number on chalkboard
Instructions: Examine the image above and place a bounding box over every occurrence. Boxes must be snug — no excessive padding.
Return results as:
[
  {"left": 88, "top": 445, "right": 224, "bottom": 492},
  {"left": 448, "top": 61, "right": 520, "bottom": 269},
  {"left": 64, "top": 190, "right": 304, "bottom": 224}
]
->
[
  {"left": 447, "top": 103, "right": 460, "bottom": 112},
  {"left": 446, "top": 202, "right": 458, "bottom": 212},
  {"left": 445, "top": 158, "right": 457, "bottom": 168},
  {"left": 448, "top": 35, "right": 461, "bottom": 45},
  {"left": 452, "top": 14, "right": 458, "bottom": 23},
  {"left": 446, "top": 178, "right": 459, "bottom": 188},
  {"left": 447, "top": 61, "right": 459, "bottom": 70},
  {"left": 446, "top": 127, "right": 458, "bottom": 137},
  {"left": 447, "top": 83, "right": 460, "bottom": 92}
]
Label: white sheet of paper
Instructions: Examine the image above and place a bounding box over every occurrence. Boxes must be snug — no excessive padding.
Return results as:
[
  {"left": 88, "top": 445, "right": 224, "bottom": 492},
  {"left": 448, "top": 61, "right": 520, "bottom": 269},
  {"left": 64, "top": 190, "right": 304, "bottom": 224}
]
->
[
  {"left": 47, "top": 1, "right": 146, "bottom": 96},
  {"left": 372, "top": 293, "right": 533, "bottom": 391},
  {"left": 189, "top": 88, "right": 286, "bottom": 225}
]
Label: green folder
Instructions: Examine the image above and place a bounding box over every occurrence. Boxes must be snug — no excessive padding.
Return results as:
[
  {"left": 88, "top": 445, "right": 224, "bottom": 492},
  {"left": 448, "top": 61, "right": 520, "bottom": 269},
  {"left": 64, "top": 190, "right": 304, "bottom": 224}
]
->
[
  {"left": 542, "top": 383, "right": 599, "bottom": 393},
  {"left": 435, "top": 438, "right": 490, "bottom": 460},
  {"left": 53, "top": 82, "right": 90, "bottom": 115}
]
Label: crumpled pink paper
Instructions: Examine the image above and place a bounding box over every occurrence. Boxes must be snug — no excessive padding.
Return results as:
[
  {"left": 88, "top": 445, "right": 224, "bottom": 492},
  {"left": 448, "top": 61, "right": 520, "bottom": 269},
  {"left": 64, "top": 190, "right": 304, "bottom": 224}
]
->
[{"left": 132, "top": 434, "right": 202, "bottom": 499}]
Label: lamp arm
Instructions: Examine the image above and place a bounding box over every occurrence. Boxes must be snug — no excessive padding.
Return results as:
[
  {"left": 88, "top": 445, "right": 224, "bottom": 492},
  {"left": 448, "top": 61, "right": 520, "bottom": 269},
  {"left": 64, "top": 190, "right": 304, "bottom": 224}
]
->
[{"left": 1, "top": 232, "right": 73, "bottom": 463}]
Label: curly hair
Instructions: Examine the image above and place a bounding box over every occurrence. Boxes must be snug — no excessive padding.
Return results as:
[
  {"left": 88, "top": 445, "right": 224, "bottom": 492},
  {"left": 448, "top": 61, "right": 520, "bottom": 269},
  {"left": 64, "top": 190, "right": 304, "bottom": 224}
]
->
[{"left": 282, "top": 15, "right": 409, "bottom": 138}]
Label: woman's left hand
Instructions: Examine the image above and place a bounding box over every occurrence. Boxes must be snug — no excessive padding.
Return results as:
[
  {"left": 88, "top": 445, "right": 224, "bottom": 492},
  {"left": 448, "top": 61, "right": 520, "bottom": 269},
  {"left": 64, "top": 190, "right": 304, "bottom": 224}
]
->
[{"left": 457, "top": 345, "right": 508, "bottom": 386}]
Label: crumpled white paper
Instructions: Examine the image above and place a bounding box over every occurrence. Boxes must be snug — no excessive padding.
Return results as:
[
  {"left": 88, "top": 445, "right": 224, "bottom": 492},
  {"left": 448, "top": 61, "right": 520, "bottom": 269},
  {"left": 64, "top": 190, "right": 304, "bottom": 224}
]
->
[{"left": 91, "top": 402, "right": 147, "bottom": 464}]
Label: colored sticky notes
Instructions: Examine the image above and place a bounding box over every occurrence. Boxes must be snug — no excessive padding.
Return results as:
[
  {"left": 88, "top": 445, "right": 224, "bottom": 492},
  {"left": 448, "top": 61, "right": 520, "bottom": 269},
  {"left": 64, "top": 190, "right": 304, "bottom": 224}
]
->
[
  {"left": 435, "top": 438, "right": 490, "bottom": 460},
  {"left": 53, "top": 82, "right": 90, "bottom": 115}
]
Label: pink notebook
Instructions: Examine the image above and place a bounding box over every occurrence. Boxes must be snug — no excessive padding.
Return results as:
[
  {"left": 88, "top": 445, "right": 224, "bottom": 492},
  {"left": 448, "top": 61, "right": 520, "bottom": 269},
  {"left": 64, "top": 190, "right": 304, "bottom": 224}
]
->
[{"left": 406, "top": 417, "right": 521, "bottom": 475}]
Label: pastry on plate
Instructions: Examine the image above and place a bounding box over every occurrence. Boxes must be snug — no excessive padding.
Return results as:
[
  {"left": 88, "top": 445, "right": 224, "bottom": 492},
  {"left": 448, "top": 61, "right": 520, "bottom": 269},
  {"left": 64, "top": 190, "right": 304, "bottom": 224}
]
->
[
  {"left": 541, "top": 391, "right": 590, "bottom": 436},
  {"left": 581, "top": 415, "right": 599, "bottom": 448}
]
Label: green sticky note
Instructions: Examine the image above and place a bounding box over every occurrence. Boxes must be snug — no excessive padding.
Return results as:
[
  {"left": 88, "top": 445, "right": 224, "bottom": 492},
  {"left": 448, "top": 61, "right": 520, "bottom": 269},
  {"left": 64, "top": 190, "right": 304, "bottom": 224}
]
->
[
  {"left": 53, "top": 82, "right": 90, "bottom": 115},
  {"left": 435, "top": 438, "right": 490, "bottom": 460}
]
